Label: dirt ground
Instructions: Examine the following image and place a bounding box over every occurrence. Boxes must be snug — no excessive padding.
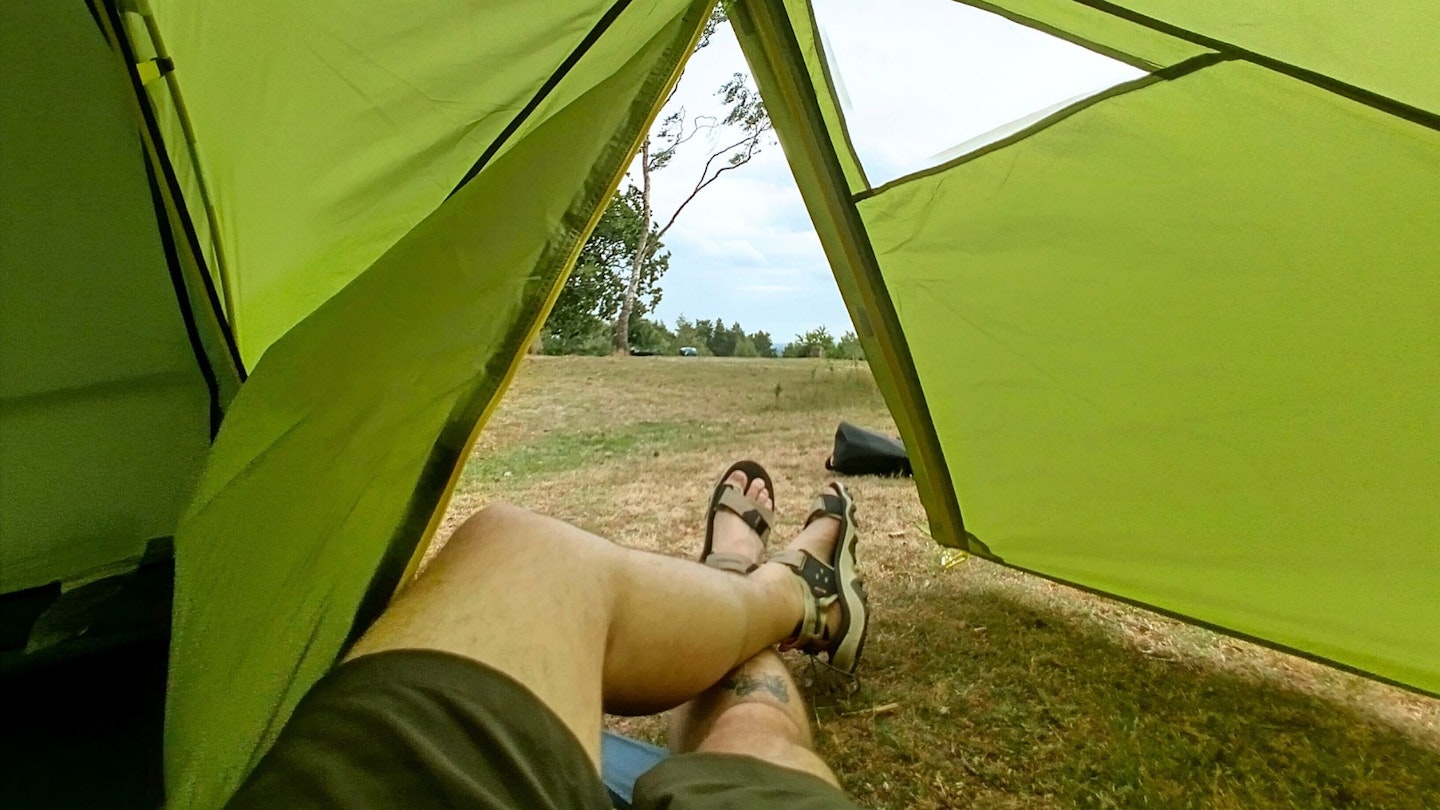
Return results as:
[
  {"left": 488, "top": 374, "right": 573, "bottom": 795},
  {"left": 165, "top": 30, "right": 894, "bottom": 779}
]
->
[{"left": 439, "top": 355, "right": 1439, "bottom": 809}]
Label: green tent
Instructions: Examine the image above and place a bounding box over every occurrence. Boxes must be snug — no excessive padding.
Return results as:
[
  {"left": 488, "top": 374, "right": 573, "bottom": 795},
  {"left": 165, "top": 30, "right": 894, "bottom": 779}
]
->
[{"left": 2, "top": 0, "right": 1435, "bottom": 806}]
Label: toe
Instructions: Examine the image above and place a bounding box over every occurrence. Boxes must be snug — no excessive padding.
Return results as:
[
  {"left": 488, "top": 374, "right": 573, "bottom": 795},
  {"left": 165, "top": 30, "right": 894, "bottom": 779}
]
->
[
  {"left": 746, "top": 475, "right": 773, "bottom": 512},
  {"left": 725, "top": 469, "right": 749, "bottom": 492}
]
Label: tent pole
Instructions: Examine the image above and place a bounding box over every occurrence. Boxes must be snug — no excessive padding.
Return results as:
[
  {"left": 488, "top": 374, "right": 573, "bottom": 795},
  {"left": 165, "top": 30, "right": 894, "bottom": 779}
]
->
[{"left": 132, "top": 1, "right": 242, "bottom": 349}]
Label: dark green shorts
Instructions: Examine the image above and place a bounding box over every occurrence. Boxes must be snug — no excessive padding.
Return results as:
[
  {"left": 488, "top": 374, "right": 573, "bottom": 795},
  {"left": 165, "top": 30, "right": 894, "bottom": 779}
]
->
[{"left": 228, "top": 649, "right": 860, "bottom": 809}]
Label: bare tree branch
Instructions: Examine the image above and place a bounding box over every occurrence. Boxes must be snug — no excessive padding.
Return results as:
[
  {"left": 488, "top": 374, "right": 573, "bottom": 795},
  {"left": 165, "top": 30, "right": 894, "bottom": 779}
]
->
[
  {"left": 610, "top": 9, "right": 772, "bottom": 355},
  {"left": 654, "top": 126, "right": 770, "bottom": 242}
]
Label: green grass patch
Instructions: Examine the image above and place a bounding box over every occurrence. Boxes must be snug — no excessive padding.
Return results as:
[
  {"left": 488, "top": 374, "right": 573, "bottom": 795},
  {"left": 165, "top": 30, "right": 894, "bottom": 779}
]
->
[
  {"left": 463, "top": 420, "right": 724, "bottom": 483},
  {"left": 760, "top": 360, "right": 886, "bottom": 413}
]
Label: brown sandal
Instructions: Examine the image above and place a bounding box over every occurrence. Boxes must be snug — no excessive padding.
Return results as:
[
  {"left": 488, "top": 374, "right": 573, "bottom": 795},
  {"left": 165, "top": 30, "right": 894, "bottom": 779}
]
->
[
  {"left": 770, "top": 482, "right": 869, "bottom": 673},
  {"left": 700, "top": 460, "right": 776, "bottom": 575}
]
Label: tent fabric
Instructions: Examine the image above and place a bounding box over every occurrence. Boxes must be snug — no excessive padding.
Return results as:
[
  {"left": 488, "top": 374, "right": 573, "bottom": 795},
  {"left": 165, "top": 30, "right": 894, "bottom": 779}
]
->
[
  {"left": 0, "top": 1, "right": 210, "bottom": 593},
  {"left": 949, "top": 0, "right": 1210, "bottom": 72},
  {"left": 101, "top": 0, "right": 247, "bottom": 413},
  {"left": 142, "top": 0, "right": 661, "bottom": 366},
  {"left": 733, "top": 0, "right": 1439, "bottom": 695},
  {"left": 159, "top": 2, "right": 713, "bottom": 805},
  {"left": 861, "top": 59, "right": 1440, "bottom": 694},
  {"left": 117, "top": 7, "right": 227, "bottom": 329},
  {"left": 5, "top": 0, "right": 1440, "bottom": 806},
  {"left": 782, "top": 0, "right": 869, "bottom": 194},
  {"left": 1001, "top": 0, "right": 1440, "bottom": 115}
]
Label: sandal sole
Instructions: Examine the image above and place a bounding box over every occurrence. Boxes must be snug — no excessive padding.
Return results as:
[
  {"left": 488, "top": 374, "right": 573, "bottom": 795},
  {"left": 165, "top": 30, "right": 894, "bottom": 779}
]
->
[{"left": 826, "top": 483, "right": 869, "bottom": 673}]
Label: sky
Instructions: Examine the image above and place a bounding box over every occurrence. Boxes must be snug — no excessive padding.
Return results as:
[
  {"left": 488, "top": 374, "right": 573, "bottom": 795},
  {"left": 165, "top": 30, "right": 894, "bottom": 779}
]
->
[{"left": 633, "top": 0, "right": 1143, "bottom": 343}]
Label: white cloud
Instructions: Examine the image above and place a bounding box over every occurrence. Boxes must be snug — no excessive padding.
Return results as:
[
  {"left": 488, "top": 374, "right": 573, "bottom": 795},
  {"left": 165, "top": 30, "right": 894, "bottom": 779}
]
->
[{"left": 633, "top": 0, "right": 1142, "bottom": 342}]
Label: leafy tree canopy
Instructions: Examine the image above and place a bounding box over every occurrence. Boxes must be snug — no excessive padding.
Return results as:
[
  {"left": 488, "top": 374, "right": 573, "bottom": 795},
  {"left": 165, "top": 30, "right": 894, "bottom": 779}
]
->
[
  {"left": 783, "top": 326, "right": 835, "bottom": 358},
  {"left": 543, "top": 187, "right": 668, "bottom": 354}
]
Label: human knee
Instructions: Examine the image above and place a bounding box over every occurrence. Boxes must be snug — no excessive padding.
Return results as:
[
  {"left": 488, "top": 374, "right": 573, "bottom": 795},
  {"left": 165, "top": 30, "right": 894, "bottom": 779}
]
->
[
  {"left": 445, "top": 503, "right": 535, "bottom": 551},
  {"left": 412, "top": 504, "right": 538, "bottom": 580},
  {"left": 459, "top": 502, "right": 533, "bottom": 533},
  {"left": 443, "top": 502, "right": 623, "bottom": 590},
  {"left": 696, "top": 706, "right": 835, "bottom": 785},
  {"left": 705, "top": 701, "right": 811, "bottom": 748}
]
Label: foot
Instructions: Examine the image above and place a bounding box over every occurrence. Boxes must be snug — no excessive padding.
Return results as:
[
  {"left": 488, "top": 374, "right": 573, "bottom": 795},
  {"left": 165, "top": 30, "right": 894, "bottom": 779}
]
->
[
  {"left": 706, "top": 470, "right": 773, "bottom": 570},
  {"left": 767, "top": 481, "right": 869, "bottom": 672},
  {"left": 771, "top": 484, "right": 848, "bottom": 647}
]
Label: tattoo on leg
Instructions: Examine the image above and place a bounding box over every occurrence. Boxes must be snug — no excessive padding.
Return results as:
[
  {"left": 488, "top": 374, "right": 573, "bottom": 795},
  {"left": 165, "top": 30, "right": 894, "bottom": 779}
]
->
[{"left": 723, "top": 673, "right": 791, "bottom": 703}]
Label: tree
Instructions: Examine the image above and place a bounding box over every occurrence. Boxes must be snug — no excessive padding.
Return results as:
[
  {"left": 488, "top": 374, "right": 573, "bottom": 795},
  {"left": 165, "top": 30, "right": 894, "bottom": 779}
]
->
[
  {"left": 612, "top": 8, "right": 774, "bottom": 354},
  {"left": 834, "top": 330, "right": 865, "bottom": 360},
  {"left": 731, "top": 331, "right": 760, "bottom": 358},
  {"left": 627, "top": 316, "right": 676, "bottom": 355},
  {"left": 673, "top": 316, "right": 713, "bottom": 355},
  {"left": 707, "top": 318, "right": 741, "bottom": 356},
  {"left": 692, "top": 318, "right": 717, "bottom": 350},
  {"left": 543, "top": 187, "right": 668, "bottom": 354},
  {"left": 783, "top": 326, "right": 836, "bottom": 358},
  {"left": 749, "top": 330, "right": 776, "bottom": 358}
]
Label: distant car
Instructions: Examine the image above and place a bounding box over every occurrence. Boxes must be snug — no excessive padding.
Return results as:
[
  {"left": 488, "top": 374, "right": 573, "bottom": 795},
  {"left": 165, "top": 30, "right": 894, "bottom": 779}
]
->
[{"left": 679, "top": 346, "right": 699, "bottom": 357}]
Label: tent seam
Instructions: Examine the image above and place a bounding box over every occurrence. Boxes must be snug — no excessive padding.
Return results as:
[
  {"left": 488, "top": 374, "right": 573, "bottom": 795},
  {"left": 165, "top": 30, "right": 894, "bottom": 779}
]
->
[
  {"left": 853, "top": 51, "right": 1230, "bottom": 202},
  {"left": 796, "top": 0, "right": 871, "bottom": 192},
  {"left": 1067, "top": 0, "right": 1440, "bottom": 131},
  {"left": 951, "top": 0, "right": 1167, "bottom": 71},
  {"left": 447, "top": 0, "right": 636, "bottom": 198},
  {"left": 142, "top": 151, "right": 223, "bottom": 437},
  {"left": 89, "top": 0, "right": 248, "bottom": 384},
  {"left": 133, "top": 7, "right": 240, "bottom": 348}
]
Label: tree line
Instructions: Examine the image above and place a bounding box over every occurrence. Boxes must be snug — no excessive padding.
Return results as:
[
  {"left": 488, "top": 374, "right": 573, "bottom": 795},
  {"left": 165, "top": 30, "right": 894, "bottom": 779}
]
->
[{"left": 543, "top": 309, "right": 864, "bottom": 361}]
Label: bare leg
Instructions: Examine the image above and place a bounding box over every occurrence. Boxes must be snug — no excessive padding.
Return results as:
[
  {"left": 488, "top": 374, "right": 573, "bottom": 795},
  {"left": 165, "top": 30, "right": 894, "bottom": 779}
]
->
[
  {"left": 346, "top": 502, "right": 808, "bottom": 767},
  {"left": 668, "top": 473, "right": 844, "bottom": 786},
  {"left": 668, "top": 650, "right": 839, "bottom": 785}
]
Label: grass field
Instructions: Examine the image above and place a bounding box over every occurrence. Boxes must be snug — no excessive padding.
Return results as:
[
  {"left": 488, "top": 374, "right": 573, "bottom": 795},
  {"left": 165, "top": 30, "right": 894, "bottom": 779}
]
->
[{"left": 442, "top": 356, "right": 1440, "bottom": 809}]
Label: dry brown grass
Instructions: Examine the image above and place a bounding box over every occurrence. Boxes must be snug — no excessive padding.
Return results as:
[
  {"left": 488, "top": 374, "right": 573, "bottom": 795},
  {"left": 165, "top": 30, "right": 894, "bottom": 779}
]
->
[{"left": 443, "top": 356, "right": 1440, "bottom": 808}]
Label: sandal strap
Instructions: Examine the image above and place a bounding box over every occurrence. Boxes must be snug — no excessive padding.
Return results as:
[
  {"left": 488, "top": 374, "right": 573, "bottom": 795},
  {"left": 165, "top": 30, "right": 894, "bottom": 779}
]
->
[
  {"left": 804, "top": 493, "right": 847, "bottom": 527},
  {"left": 704, "top": 552, "right": 758, "bottom": 576},
  {"left": 770, "top": 549, "right": 838, "bottom": 603},
  {"left": 771, "top": 544, "right": 840, "bottom": 645},
  {"left": 715, "top": 486, "right": 775, "bottom": 541},
  {"left": 781, "top": 585, "right": 832, "bottom": 652}
]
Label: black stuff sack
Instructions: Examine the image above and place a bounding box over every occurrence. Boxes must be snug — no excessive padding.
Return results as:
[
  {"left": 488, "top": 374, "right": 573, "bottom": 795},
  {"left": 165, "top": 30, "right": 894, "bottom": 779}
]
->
[{"left": 825, "top": 422, "right": 913, "bottom": 477}]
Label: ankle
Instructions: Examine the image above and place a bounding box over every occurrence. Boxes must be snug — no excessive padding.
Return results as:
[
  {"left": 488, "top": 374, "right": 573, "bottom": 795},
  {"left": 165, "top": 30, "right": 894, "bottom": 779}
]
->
[{"left": 749, "top": 562, "right": 809, "bottom": 641}]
